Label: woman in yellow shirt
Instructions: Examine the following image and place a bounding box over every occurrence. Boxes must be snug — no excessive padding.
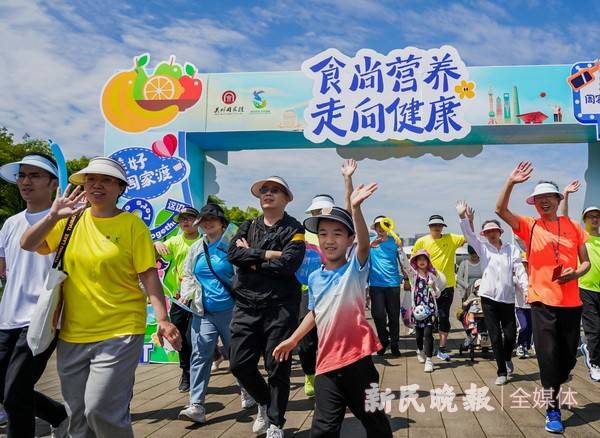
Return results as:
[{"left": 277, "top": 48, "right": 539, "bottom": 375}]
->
[{"left": 21, "top": 157, "right": 181, "bottom": 438}]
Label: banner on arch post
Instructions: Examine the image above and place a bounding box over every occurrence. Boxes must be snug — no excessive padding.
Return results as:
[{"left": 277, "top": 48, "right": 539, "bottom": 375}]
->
[{"left": 301, "top": 46, "right": 474, "bottom": 145}]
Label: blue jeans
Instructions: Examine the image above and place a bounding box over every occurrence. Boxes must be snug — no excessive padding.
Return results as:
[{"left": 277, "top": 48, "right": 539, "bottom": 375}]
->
[{"left": 189, "top": 308, "right": 233, "bottom": 404}]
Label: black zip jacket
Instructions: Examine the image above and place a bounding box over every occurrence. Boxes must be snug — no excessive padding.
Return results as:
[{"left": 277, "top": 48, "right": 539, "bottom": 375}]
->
[{"left": 228, "top": 212, "right": 305, "bottom": 309}]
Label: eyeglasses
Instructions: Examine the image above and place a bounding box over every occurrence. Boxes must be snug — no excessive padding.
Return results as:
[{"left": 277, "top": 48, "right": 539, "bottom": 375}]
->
[
  {"left": 15, "top": 172, "right": 50, "bottom": 182},
  {"left": 586, "top": 214, "right": 600, "bottom": 220},
  {"left": 259, "top": 187, "right": 281, "bottom": 195},
  {"left": 178, "top": 216, "right": 196, "bottom": 223}
]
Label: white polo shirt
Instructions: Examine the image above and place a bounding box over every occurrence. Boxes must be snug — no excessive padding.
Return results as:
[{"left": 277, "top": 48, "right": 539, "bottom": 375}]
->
[{"left": 459, "top": 218, "right": 522, "bottom": 304}]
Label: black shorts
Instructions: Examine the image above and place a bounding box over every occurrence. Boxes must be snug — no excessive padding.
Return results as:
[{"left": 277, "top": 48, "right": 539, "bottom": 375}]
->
[{"left": 436, "top": 287, "right": 454, "bottom": 333}]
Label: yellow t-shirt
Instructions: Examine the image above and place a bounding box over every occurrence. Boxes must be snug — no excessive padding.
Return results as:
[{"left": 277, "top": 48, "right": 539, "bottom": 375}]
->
[
  {"left": 44, "top": 210, "right": 156, "bottom": 343},
  {"left": 412, "top": 233, "right": 465, "bottom": 287}
]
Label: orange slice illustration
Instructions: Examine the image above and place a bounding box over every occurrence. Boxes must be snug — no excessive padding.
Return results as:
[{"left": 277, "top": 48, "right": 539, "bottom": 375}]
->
[{"left": 143, "top": 75, "right": 177, "bottom": 100}]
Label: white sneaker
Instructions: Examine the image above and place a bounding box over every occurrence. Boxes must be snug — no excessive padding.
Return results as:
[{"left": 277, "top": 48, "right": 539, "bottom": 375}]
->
[
  {"left": 241, "top": 386, "right": 257, "bottom": 409},
  {"left": 178, "top": 403, "right": 206, "bottom": 423},
  {"left": 266, "top": 424, "right": 284, "bottom": 438},
  {"left": 0, "top": 405, "right": 7, "bottom": 426},
  {"left": 590, "top": 364, "right": 600, "bottom": 382},
  {"left": 516, "top": 345, "right": 525, "bottom": 358},
  {"left": 416, "top": 349, "right": 426, "bottom": 364},
  {"left": 424, "top": 358, "right": 434, "bottom": 373},
  {"left": 506, "top": 360, "right": 514, "bottom": 376},
  {"left": 252, "top": 404, "right": 269, "bottom": 434},
  {"left": 436, "top": 350, "right": 450, "bottom": 361},
  {"left": 495, "top": 375, "right": 507, "bottom": 385},
  {"left": 51, "top": 416, "right": 69, "bottom": 438},
  {"left": 408, "top": 328, "right": 416, "bottom": 335}
]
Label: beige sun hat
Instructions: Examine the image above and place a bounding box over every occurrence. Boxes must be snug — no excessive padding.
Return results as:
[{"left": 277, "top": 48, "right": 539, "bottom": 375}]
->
[
  {"left": 250, "top": 176, "right": 293, "bottom": 201},
  {"left": 69, "top": 157, "right": 128, "bottom": 185}
]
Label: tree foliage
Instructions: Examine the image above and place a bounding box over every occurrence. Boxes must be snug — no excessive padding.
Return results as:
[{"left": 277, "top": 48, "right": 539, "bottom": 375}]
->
[{"left": 207, "top": 194, "right": 261, "bottom": 225}]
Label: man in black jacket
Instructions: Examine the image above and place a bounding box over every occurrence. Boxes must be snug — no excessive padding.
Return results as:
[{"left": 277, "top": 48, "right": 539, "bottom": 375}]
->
[{"left": 228, "top": 176, "right": 305, "bottom": 438}]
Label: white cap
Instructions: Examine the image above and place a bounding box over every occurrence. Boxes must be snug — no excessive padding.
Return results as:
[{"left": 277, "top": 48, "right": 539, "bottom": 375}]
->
[
  {"left": 526, "top": 182, "right": 564, "bottom": 205},
  {"left": 582, "top": 206, "right": 600, "bottom": 219},
  {"left": 0, "top": 154, "right": 58, "bottom": 183},
  {"left": 69, "top": 157, "right": 128, "bottom": 185},
  {"left": 250, "top": 176, "right": 293, "bottom": 201},
  {"left": 305, "top": 194, "right": 334, "bottom": 214}
]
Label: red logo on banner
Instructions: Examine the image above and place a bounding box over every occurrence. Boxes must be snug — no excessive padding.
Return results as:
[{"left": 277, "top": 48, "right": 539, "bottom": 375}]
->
[{"left": 222, "top": 90, "right": 237, "bottom": 105}]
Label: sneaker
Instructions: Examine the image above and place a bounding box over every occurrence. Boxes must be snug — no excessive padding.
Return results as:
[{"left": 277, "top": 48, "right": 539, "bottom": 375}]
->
[
  {"left": 178, "top": 370, "right": 190, "bottom": 393},
  {"left": 0, "top": 405, "right": 7, "bottom": 426},
  {"left": 51, "top": 416, "right": 69, "bottom": 438},
  {"left": 506, "top": 360, "right": 514, "bottom": 376},
  {"left": 304, "top": 374, "right": 315, "bottom": 398},
  {"left": 178, "top": 403, "right": 206, "bottom": 423},
  {"left": 252, "top": 404, "right": 269, "bottom": 434},
  {"left": 424, "top": 358, "right": 434, "bottom": 373},
  {"left": 580, "top": 343, "right": 591, "bottom": 370},
  {"left": 516, "top": 345, "right": 525, "bottom": 359},
  {"left": 522, "top": 348, "right": 530, "bottom": 359},
  {"left": 590, "top": 364, "right": 600, "bottom": 382},
  {"left": 390, "top": 346, "right": 402, "bottom": 357},
  {"left": 545, "top": 409, "right": 564, "bottom": 434},
  {"left": 408, "top": 328, "right": 416, "bottom": 335},
  {"left": 436, "top": 349, "right": 450, "bottom": 361},
  {"left": 416, "top": 349, "right": 426, "bottom": 364},
  {"left": 212, "top": 354, "right": 225, "bottom": 371},
  {"left": 241, "top": 386, "right": 257, "bottom": 409},
  {"left": 495, "top": 375, "right": 507, "bottom": 385},
  {"left": 266, "top": 424, "right": 284, "bottom": 438}
]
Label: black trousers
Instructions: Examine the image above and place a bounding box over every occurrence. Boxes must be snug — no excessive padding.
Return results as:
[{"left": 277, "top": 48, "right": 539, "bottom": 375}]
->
[
  {"left": 415, "top": 325, "right": 434, "bottom": 357},
  {"left": 581, "top": 288, "right": 600, "bottom": 367},
  {"left": 311, "top": 355, "right": 392, "bottom": 438},
  {"left": 436, "top": 287, "right": 454, "bottom": 333},
  {"left": 0, "top": 327, "right": 67, "bottom": 438},
  {"left": 298, "top": 291, "right": 318, "bottom": 376},
  {"left": 481, "top": 297, "right": 516, "bottom": 376},
  {"left": 229, "top": 302, "right": 298, "bottom": 427},
  {"left": 369, "top": 286, "right": 400, "bottom": 349},
  {"left": 531, "top": 302, "right": 582, "bottom": 389},
  {"left": 169, "top": 303, "right": 192, "bottom": 372}
]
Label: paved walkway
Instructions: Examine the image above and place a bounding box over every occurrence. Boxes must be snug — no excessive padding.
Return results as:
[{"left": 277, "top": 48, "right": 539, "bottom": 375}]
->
[{"left": 2, "top": 308, "right": 600, "bottom": 437}]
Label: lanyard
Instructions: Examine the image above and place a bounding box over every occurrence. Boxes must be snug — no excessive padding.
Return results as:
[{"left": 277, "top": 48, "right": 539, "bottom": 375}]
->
[{"left": 540, "top": 218, "right": 561, "bottom": 264}]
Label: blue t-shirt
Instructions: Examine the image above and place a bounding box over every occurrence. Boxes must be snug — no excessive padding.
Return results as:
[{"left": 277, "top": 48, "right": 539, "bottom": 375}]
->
[
  {"left": 194, "top": 240, "right": 235, "bottom": 312},
  {"left": 368, "top": 237, "right": 402, "bottom": 287}
]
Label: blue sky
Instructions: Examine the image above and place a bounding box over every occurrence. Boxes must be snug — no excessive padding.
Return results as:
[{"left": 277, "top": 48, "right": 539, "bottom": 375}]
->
[{"left": 1, "top": 0, "right": 599, "bottom": 235}]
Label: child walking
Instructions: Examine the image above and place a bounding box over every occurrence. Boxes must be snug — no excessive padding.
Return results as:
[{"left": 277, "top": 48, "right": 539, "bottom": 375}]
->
[
  {"left": 397, "top": 246, "right": 446, "bottom": 372},
  {"left": 273, "top": 183, "right": 392, "bottom": 438}
]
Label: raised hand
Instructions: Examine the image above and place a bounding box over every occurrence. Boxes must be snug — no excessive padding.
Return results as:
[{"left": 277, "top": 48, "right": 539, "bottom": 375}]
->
[
  {"left": 563, "top": 180, "right": 581, "bottom": 194},
  {"left": 466, "top": 205, "right": 475, "bottom": 222},
  {"left": 341, "top": 159, "right": 358, "bottom": 178},
  {"left": 508, "top": 161, "right": 533, "bottom": 184},
  {"left": 350, "top": 183, "right": 378, "bottom": 208},
  {"left": 456, "top": 200, "right": 468, "bottom": 218},
  {"left": 50, "top": 184, "right": 87, "bottom": 220}
]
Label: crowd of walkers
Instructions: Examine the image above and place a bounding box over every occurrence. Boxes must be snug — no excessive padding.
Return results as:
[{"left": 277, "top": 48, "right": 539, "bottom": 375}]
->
[{"left": 0, "top": 154, "right": 598, "bottom": 437}]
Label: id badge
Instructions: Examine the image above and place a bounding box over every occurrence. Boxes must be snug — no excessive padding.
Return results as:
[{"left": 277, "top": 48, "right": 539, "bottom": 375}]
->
[{"left": 551, "top": 264, "right": 563, "bottom": 282}]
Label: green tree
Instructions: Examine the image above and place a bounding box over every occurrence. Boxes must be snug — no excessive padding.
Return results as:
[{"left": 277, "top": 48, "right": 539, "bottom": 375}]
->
[
  {"left": 207, "top": 194, "right": 260, "bottom": 225},
  {"left": 0, "top": 128, "right": 90, "bottom": 227}
]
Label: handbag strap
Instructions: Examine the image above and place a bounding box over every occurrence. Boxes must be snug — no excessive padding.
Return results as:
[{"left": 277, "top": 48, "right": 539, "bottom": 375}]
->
[
  {"left": 202, "top": 239, "right": 232, "bottom": 294},
  {"left": 52, "top": 212, "right": 83, "bottom": 271}
]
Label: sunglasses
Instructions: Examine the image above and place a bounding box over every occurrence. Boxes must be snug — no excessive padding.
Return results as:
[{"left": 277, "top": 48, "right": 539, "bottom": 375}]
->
[{"left": 259, "top": 186, "right": 282, "bottom": 195}]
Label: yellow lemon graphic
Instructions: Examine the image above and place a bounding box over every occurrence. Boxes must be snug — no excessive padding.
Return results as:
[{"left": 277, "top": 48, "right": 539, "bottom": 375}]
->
[{"left": 101, "top": 70, "right": 179, "bottom": 133}]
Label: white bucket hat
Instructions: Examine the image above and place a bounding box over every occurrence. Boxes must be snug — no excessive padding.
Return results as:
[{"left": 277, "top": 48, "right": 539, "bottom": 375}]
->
[
  {"left": 526, "top": 182, "right": 564, "bottom": 205},
  {"left": 69, "top": 157, "right": 128, "bottom": 185},
  {"left": 250, "top": 176, "right": 293, "bottom": 201},
  {"left": 305, "top": 194, "right": 334, "bottom": 214},
  {"left": 480, "top": 221, "right": 504, "bottom": 236},
  {"left": 0, "top": 154, "right": 58, "bottom": 183},
  {"left": 582, "top": 206, "right": 600, "bottom": 219}
]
